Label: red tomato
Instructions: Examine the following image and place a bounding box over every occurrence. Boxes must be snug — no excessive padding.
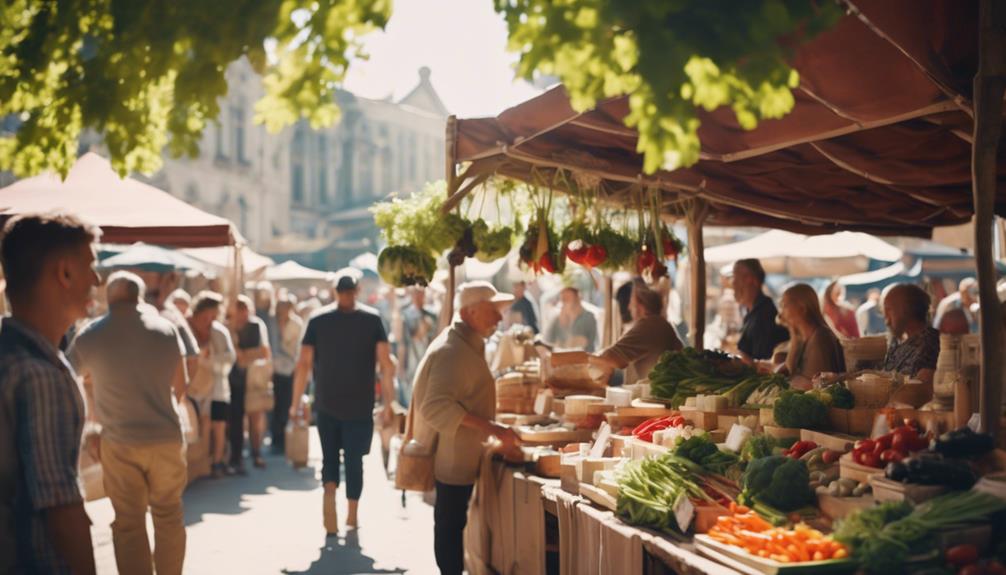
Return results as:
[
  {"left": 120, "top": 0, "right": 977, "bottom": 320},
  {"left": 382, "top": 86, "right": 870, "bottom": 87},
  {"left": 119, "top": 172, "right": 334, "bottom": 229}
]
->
[
  {"left": 959, "top": 565, "right": 986, "bottom": 575},
  {"left": 880, "top": 449, "right": 904, "bottom": 463},
  {"left": 909, "top": 434, "right": 930, "bottom": 451},
  {"left": 854, "top": 439, "right": 875, "bottom": 453},
  {"left": 891, "top": 432, "right": 910, "bottom": 453},
  {"left": 539, "top": 253, "right": 555, "bottom": 273},
  {"left": 852, "top": 450, "right": 865, "bottom": 465},
  {"left": 586, "top": 244, "right": 607, "bottom": 267},
  {"left": 636, "top": 250, "right": 656, "bottom": 272},
  {"left": 861, "top": 452, "right": 881, "bottom": 468},
  {"left": 565, "top": 241, "right": 588, "bottom": 264},
  {"left": 985, "top": 560, "right": 1006, "bottom": 575},
  {"left": 875, "top": 435, "right": 893, "bottom": 450},
  {"left": 946, "top": 544, "right": 979, "bottom": 567}
]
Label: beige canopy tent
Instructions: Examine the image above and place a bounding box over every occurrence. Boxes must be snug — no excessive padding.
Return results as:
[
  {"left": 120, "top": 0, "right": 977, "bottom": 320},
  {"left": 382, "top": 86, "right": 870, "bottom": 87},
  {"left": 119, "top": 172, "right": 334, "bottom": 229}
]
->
[
  {"left": 442, "top": 0, "right": 1006, "bottom": 435},
  {"left": 0, "top": 153, "right": 242, "bottom": 247},
  {"left": 704, "top": 230, "right": 903, "bottom": 277},
  {"left": 0, "top": 152, "right": 249, "bottom": 301}
]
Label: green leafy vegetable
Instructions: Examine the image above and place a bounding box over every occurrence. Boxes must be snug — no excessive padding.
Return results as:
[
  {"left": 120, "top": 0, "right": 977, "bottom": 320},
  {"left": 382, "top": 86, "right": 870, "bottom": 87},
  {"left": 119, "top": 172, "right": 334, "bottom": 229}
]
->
[
  {"left": 616, "top": 453, "right": 714, "bottom": 536},
  {"left": 835, "top": 492, "right": 1006, "bottom": 574},
  {"left": 673, "top": 435, "right": 738, "bottom": 475},
  {"left": 739, "top": 434, "right": 777, "bottom": 464},
  {"left": 372, "top": 181, "right": 467, "bottom": 257},
  {"left": 772, "top": 390, "right": 827, "bottom": 429},
  {"left": 738, "top": 455, "right": 814, "bottom": 512},
  {"left": 648, "top": 347, "right": 787, "bottom": 408},
  {"left": 471, "top": 218, "right": 513, "bottom": 262},
  {"left": 377, "top": 246, "right": 436, "bottom": 287}
]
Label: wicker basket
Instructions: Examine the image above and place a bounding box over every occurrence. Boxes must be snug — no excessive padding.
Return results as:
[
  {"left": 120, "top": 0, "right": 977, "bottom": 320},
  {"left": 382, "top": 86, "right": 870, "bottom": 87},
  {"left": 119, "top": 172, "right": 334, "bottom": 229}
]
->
[
  {"left": 848, "top": 375, "right": 894, "bottom": 408},
  {"left": 843, "top": 336, "right": 888, "bottom": 372}
]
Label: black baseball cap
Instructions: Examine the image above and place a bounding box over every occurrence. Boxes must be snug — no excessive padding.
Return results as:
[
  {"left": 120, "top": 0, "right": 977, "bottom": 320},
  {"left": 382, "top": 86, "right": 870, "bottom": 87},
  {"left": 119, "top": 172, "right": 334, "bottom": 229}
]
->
[{"left": 334, "top": 268, "right": 361, "bottom": 292}]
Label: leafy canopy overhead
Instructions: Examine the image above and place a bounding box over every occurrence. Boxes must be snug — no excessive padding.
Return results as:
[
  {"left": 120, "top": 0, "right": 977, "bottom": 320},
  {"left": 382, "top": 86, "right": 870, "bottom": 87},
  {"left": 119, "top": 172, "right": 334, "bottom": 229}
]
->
[
  {"left": 1, "top": 0, "right": 839, "bottom": 178},
  {"left": 494, "top": 0, "right": 842, "bottom": 172},
  {"left": 0, "top": 0, "right": 390, "bottom": 177}
]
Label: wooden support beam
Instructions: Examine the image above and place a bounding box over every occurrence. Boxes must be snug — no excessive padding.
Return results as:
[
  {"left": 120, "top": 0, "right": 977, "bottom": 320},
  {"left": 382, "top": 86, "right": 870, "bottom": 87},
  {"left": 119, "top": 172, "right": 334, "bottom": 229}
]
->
[
  {"left": 687, "top": 200, "right": 710, "bottom": 350},
  {"left": 972, "top": 0, "right": 1006, "bottom": 437},
  {"left": 603, "top": 274, "right": 614, "bottom": 349}
]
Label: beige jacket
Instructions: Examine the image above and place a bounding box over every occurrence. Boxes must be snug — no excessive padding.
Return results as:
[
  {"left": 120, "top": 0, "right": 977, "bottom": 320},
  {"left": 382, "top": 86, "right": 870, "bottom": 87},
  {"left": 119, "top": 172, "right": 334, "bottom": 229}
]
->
[{"left": 412, "top": 321, "right": 495, "bottom": 486}]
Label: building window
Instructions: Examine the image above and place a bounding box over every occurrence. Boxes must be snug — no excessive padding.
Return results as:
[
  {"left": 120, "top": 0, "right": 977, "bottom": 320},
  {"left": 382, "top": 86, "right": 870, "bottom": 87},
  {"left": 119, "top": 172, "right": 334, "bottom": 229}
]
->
[
  {"left": 291, "top": 125, "right": 306, "bottom": 205},
  {"left": 317, "top": 134, "right": 329, "bottom": 205},
  {"left": 237, "top": 196, "right": 249, "bottom": 237},
  {"left": 408, "top": 132, "right": 418, "bottom": 180},
  {"left": 232, "top": 101, "right": 247, "bottom": 164},
  {"left": 214, "top": 123, "right": 226, "bottom": 159}
]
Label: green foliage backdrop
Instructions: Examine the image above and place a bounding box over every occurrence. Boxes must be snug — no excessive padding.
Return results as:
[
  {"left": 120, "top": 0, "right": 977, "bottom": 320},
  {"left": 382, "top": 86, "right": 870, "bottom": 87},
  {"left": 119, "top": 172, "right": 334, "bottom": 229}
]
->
[{"left": 0, "top": 0, "right": 839, "bottom": 178}]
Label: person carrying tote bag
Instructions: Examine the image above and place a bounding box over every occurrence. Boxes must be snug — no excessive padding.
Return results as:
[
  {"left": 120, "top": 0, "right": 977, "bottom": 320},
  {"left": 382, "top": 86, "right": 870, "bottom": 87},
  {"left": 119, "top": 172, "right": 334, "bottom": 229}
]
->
[{"left": 394, "top": 401, "right": 436, "bottom": 492}]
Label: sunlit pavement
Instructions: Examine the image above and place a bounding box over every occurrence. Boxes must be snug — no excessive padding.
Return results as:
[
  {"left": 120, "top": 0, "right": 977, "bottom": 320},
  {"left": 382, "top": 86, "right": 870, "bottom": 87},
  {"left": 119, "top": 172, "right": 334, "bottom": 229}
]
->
[{"left": 87, "top": 430, "right": 437, "bottom": 574}]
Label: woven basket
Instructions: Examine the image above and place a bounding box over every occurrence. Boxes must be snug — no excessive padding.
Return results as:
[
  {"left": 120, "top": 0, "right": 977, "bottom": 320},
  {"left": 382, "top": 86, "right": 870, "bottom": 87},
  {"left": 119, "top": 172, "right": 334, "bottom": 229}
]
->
[
  {"left": 848, "top": 376, "right": 894, "bottom": 408},
  {"left": 842, "top": 336, "right": 888, "bottom": 372}
]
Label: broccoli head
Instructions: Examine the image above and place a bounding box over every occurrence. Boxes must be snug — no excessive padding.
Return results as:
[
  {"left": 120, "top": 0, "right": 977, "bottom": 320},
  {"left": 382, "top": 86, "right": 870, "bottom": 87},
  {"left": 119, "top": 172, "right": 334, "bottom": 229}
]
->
[
  {"left": 772, "top": 390, "right": 828, "bottom": 429},
  {"left": 826, "top": 384, "right": 855, "bottom": 409},
  {"left": 740, "top": 455, "right": 814, "bottom": 511}
]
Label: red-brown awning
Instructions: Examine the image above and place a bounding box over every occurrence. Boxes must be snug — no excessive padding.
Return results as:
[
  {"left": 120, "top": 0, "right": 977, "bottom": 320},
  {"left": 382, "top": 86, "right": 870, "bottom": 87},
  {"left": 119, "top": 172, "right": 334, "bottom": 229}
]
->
[{"left": 450, "top": 0, "right": 1004, "bottom": 237}]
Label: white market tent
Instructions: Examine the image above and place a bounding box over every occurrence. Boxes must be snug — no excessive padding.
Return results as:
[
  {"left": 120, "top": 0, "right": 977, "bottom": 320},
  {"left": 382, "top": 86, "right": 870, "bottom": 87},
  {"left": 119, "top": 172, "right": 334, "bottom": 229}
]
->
[
  {"left": 183, "top": 245, "right": 275, "bottom": 278},
  {"left": 264, "top": 260, "right": 335, "bottom": 284},
  {"left": 704, "top": 230, "right": 903, "bottom": 277}
]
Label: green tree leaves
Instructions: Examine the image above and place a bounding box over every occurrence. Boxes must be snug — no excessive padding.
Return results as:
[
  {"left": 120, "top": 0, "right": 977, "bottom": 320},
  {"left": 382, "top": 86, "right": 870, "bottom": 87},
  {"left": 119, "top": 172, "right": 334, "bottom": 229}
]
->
[
  {"left": 0, "top": 0, "right": 390, "bottom": 177},
  {"left": 494, "top": 0, "right": 841, "bottom": 172}
]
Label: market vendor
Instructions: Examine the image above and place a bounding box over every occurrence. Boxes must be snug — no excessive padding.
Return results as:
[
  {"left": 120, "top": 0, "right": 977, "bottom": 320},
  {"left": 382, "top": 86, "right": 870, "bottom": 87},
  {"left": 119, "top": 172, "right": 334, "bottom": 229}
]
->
[
  {"left": 733, "top": 259, "right": 789, "bottom": 363},
  {"left": 775, "top": 284, "right": 846, "bottom": 388},
  {"left": 882, "top": 283, "right": 939, "bottom": 385},
  {"left": 589, "top": 279, "right": 683, "bottom": 385}
]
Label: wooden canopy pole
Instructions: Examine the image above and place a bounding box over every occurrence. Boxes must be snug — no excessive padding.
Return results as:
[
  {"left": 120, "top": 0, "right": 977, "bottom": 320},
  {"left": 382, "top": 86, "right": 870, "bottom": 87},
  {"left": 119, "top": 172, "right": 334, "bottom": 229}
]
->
[
  {"left": 603, "top": 274, "right": 614, "bottom": 348},
  {"left": 443, "top": 116, "right": 459, "bottom": 328},
  {"left": 972, "top": 0, "right": 1006, "bottom": 437},
  {"left": 686, "top": 200, "right": 710, "bottom": 350}
]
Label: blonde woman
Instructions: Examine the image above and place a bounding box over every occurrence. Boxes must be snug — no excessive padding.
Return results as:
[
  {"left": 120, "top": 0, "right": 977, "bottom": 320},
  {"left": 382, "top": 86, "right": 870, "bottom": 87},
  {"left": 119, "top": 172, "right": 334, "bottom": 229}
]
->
[{"left": 777, "top": 283, "right": 846, "bottom": 389}]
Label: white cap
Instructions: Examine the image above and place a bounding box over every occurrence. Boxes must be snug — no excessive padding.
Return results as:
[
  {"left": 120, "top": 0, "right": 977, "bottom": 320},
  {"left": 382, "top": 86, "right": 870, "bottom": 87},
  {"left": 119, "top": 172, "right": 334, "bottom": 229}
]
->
[{"left": 458, "top": 280, "right": 514, "bottom": 310}]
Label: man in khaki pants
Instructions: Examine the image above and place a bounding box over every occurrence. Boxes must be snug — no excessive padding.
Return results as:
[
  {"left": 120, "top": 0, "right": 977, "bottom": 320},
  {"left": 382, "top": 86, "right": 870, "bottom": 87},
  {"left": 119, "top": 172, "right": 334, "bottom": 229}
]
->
[{"left": 69, "top": 271, "right": 188, "bottom": 575}]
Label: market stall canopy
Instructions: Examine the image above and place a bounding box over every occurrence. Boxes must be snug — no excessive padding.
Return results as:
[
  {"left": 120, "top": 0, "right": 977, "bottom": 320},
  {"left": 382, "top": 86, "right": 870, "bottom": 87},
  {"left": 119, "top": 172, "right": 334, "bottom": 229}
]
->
[
  {"left": 0, "top": 153, "right": 241, "bottom": 247},
  {"left": 99, "top": 243, "right": 213, "bottom": 274},
  {"left": 264, "top": 260, "right": 335, "bottom": 283},
  {"left": 450, "top": 0, "right": 1004, "bottom": 237},
  {"left": 348, "top": 252, "right": 379, "bottom": 277},
  {"left": 182, "top": 245, "right": 275, "bottom": 276},
  {"left": 705, "top": 230, "right": 901, "bottom": 277}
]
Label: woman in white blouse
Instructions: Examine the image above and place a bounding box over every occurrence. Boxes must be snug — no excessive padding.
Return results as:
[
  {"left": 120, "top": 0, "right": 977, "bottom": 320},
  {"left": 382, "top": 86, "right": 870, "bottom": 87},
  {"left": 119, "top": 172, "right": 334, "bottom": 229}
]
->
[{"left": 188, "top": 291, "right": 237, "bottom": 477}]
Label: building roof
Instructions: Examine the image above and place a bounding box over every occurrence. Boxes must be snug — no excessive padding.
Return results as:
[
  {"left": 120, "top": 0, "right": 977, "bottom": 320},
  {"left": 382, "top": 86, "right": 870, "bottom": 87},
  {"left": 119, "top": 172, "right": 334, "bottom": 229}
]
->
[{"left": 398, "top": 67, "right": 449, "bottom": 117}]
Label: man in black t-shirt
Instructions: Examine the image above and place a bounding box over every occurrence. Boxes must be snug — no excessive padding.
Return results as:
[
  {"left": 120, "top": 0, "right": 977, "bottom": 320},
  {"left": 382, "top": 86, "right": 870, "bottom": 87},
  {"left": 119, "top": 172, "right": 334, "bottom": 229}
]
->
[
  {"left": 290, "top": 270, "right": 396, "bottom": 535},
  {"left": 733, "top": 259, "right": 789, "bottom": 362}
]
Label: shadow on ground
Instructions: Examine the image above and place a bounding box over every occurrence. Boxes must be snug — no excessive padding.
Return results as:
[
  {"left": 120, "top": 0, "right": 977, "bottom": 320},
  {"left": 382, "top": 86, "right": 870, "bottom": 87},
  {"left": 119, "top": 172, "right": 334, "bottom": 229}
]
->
[
  {"left": 283, "top": 530, "right": 408, "bottom": 575},
  {"left": 183, "top": 451, "right": 319, "bottom": 527}
]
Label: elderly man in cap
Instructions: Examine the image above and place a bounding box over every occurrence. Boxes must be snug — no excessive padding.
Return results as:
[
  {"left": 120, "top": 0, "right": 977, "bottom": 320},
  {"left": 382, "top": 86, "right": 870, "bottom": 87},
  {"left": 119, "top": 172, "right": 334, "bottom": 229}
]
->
[
  {"left": 411, "top": 281, "right": 521, "bottom": 575},
  {"left": 290, "top": 268, "right": 397, "bottom": 534}
]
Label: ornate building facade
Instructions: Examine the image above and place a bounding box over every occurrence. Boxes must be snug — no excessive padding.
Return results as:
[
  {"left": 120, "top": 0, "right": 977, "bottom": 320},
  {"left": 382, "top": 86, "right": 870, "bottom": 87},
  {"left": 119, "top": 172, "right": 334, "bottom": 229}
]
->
[{"left": 151, "top": 59, "right": 448, "bottom": 267}]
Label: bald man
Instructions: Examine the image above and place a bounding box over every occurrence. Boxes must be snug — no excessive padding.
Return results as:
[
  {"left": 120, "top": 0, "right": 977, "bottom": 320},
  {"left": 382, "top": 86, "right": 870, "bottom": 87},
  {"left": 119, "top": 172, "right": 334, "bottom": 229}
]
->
[{"left": 882, "top": 283, "right": 939, "bottom": 385}]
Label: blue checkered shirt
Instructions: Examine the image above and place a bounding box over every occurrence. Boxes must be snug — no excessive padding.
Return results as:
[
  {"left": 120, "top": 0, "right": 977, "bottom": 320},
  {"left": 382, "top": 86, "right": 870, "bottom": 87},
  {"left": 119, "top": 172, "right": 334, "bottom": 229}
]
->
[{"left": 0, "top": 317, "right": 85, "bottom": 574}]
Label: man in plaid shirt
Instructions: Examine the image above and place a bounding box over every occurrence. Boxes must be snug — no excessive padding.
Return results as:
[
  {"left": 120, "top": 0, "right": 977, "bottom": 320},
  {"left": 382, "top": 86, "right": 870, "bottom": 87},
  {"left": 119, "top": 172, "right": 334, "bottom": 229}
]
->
[{"left": 0, "top": 213, "right": 102, "bottom": 574}]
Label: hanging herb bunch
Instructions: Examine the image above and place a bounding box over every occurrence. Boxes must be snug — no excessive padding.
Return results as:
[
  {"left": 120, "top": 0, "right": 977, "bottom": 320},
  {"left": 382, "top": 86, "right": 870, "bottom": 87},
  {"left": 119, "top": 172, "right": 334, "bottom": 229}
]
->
[
  {"left": 635, "top": 188, "right": 685, "bottom": 281},
  {"left": 371, "top": 181, "right": 467, "bottom": 286},
  {"left": 560, "top": 176, "right": 607, "bottom": 269},
  {"left": 466, "top": 180, "right": 517, "bottom": 263},
  {"left": 518, "top": 184, "right": 565, "bottom": 275}
]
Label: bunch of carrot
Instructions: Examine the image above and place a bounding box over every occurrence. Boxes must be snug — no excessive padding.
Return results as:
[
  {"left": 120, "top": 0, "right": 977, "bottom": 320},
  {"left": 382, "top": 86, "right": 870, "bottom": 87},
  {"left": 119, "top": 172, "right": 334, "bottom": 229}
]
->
[{"left": 707, "top": 503, "right": 848, "bottom": 564}]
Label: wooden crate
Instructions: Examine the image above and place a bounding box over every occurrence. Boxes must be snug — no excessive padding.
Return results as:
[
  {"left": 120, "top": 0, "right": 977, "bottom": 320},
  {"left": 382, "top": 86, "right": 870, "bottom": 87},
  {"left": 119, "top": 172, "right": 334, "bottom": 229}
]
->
[
  {"left": 870, "top": 477, "right": 947, "bottom": 504},
  {"left": 800, "top": 429, "right": 857, "bottom": 453},
  {"left": 839, "top": 453, "right": 882, "bottom": 483},
  {"left": 679, "top": 407, "right": 718, "bottom": 430},
  {"left": 817, "top": 493, "right": 875, "bottom": 521},
  {"left": 763, "top": 425, "right": 801, "bottom": 440},
  {"left": 847, "top": 408, "right": 878, "bottom": 436}
]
